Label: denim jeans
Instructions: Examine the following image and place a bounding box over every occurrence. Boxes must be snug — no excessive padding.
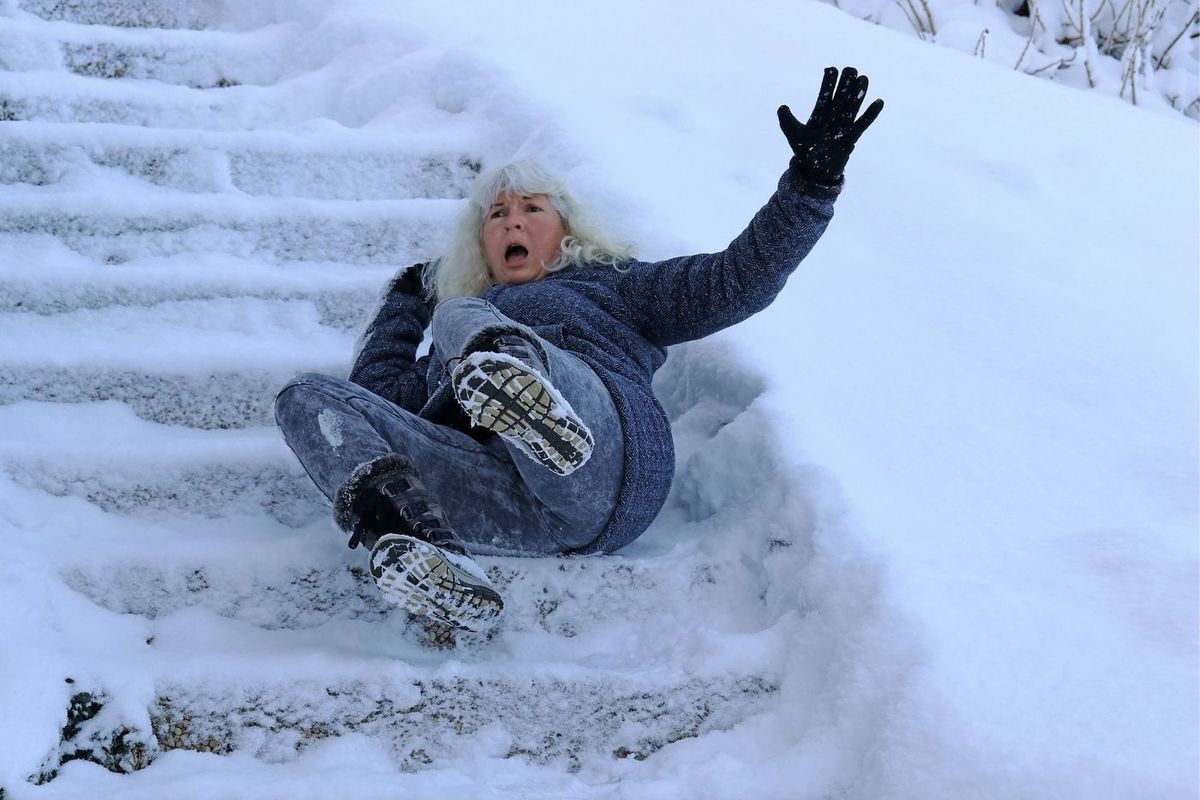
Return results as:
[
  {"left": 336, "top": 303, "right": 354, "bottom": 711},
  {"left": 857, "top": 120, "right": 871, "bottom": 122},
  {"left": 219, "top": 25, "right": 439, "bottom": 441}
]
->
[{"left": 275, "top": 297, "right": 624, "bottom": 556}]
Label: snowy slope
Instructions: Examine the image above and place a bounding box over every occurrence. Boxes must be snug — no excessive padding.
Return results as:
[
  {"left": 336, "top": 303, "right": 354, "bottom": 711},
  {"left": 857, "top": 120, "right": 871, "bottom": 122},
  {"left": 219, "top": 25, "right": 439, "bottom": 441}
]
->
[{"left": 1, "top": 0, "right": 1196, "bottom": 798}]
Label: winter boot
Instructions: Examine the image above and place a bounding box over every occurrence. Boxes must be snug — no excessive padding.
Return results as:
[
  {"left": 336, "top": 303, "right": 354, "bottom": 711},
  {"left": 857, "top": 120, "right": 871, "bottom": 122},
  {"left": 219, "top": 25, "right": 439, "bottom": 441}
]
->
[
  {"left": 334, "top": 454, "right": 503, "bottom": 632},
  {"left": 451, "top": 333, "right": 594, "bottom": 476}
]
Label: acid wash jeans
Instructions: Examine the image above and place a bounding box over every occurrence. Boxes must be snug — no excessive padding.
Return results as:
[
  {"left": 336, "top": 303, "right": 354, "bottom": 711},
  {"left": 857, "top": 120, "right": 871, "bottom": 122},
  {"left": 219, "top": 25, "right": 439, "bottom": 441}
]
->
[{"left": 274, "top": 297, "right": 624, "bottom": 556}]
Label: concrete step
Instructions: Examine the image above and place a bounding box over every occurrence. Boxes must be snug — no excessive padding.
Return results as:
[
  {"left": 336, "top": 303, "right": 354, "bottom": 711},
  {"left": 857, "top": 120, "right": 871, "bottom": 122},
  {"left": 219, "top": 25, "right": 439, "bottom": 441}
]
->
[
  {"left": 0, "top": 401, "right": 326, "bottom": 522},
  {"left": 51, "top": 523, "right": 782, "bottom": 770},
  {"left": 38, "top": 551, "right": 782, "bottom": 773},
  {"left": 39, "top": 594, "right": 780, "bottom": 772},
  {"left": 0, "top": 246, "right": 389, "bottom": 330},
  {"left": 56, "top": 517, "right": 704, "bottom": 640},
  {"left": 0, "top": 296, "right": 353, "bottom": 426},
  {"left": 0, "top": 364, "right": 320, "bottom": 429},
  {"left": 0, "top": 42, "right": 471, "bottom": 130},
  {"left": 0, "top": 16, "right": 296, "bottom": 87},
  {"left": 0, "top": 245, "right": 390, "bottom": 329},
  {"left": 147, "top": 668, "right": 776, "bottom": 770},
  {"left": 0, "top": 394, "right": 788, "bottom": 648},
  {"left": 9, "top": 400, "right": 776, "bottom": 646},
  {"left": 15, "top": 0, "right": 276, "bottom": 31},
  {"left": 0, "top": 188, "right": 454, "bottom": 264},
  {"left": 0, "top": 121, "right": 481, "bottom": 199},
  {"left": 0, "top": 68, "right": 346, "bottom": 128},
  {"left": 5, "top": 365, "right": 303, "bottom": 429}
]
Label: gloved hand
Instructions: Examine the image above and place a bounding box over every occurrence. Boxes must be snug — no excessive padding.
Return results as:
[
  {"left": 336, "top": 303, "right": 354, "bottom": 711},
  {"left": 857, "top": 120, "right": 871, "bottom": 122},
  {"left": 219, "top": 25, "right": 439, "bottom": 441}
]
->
[
  {"left": 778, "top": 66, "right": 884, "bottom": 185},
  {"left": 392, "top": 261, "right": 428, "bottom": 296}
]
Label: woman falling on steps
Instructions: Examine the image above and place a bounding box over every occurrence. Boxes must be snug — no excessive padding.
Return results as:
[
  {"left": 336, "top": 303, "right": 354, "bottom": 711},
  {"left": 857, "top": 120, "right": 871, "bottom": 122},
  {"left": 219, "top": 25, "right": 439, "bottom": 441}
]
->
[{"left": 274, "top": 67, "right": 885, "bottom": 633}]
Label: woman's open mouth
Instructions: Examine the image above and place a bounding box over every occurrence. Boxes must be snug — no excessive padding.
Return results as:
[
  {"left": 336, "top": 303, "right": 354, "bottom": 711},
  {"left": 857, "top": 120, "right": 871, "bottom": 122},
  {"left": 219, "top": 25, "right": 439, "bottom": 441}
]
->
[{"left": 504, "top": 244, "right": 529, "bottom": 264}]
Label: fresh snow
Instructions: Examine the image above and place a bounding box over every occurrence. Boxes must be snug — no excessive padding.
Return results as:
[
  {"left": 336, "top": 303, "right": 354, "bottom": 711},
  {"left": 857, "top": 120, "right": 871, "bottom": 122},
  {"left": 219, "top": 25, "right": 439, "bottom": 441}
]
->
[{"left": 0, "top": 0, "right": 1196, "bottom": 798}]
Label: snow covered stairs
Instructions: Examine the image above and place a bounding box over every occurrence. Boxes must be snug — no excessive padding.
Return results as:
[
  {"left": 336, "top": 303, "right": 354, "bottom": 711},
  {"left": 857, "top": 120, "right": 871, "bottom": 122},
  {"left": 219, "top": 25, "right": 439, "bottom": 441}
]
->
[{"left": 0, "top": 0, "right": 787, "bottom": 786}]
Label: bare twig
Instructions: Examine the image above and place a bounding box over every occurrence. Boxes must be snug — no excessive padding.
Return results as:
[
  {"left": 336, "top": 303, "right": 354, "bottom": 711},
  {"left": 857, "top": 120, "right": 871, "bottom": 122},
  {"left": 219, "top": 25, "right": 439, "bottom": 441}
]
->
[
  {"left": 1081, "top": 0, "right": 1097, "bottom": 87},
  {"left": 1062, "top": 0, "right": 1081, "bottom": 39},
  {"left": 1058, "top": 0, "right": 1105, "bottom": 45},
  {"left": 1112, "top": 0, "right": 1136, "bottom": 29},
  {"left": 895, "top": 0, "right": 939, "bottom": 38},
  {"left": 1107, "top": 0, "right": 1137, "bottom": 52},
  {"left": 1118, "top": 0, "right": 1157, "bottom": 103},
  {"left": 919, "top": 0, "right": 938, "bottom": 35},
  {"left": 1132, "top": 0, "right": 1166, "bottom": 101},
  {"left": 897, "top": 0, "right": 929, "bottom": 39},
  {"left": 1091, "top": 0, "right": 1116, "bottom": 52},
  {"left": 1026, "top": 50, "right": 1079, "bottom": 74},
  {"left": 1119, "top": 28, "right": 1136, "bottom": 97},
  {"left": 1015, "top": 5, "right": 1043, "bottom": 70},
  {"left": 1155, "top": 9, "right": 1199, "bottom": 68},
  {"left": 1034, "top": 3, "right": 1049, "bottom": 31},
  {"left": 1148, "top": 2, "right": 1169, "bottom": 35},
  {"left": 975, "top": 27, "right": 990, "bottom": 56}
]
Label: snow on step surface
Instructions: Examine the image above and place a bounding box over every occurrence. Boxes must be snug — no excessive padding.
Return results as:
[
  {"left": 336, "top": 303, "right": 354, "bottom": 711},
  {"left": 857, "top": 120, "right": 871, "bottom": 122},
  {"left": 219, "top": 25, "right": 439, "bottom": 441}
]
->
[
  {"left": 0, "top": 365, "right": 300, "bottom": 428},
  {"left": 0, "top": 402, "right": 325, "bottom": 522},
  {"left": 0, "top": 296, "right": 349, "bottom": 370},
  {"left": 148, "top": 670, "right": 776, "bottom": 770},
  {"left": 0, "top": 246, "right": 389, "bottom": 329},
  {"left": 0, "top": 50, "right": 474, "bottom": 130},
  {"left": 0, "top": 121, "right": 482, "bottom": 199},
  {"left": 0, "top": 190, "right": 454, "bottom": 264},
  {"left": 32, "top": 492, "right": 786, "bottom": 770},
  {"left": 0, "top": 298, "right": 352, "bottom": 426},
  {"left": 16, "top": 0, "right": 278, "bottom": 31},
  {"left": 0, "top": 69, "right": 377, "bottom": 129},
  {"left": 58, "top": 507, "right": 751, "bottom": 644},
  {"left": 0, "top": 16, "right": 298, "bottom": 86},
  {"left": 0, "top": 69, "right": 281, "bottom": 128}
]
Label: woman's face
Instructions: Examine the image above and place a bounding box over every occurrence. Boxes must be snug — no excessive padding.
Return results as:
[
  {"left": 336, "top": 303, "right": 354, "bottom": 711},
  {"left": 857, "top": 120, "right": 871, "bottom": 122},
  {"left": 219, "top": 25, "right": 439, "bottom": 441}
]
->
[{"left": 482, "top": 192, "right": 565, "bottom": 285}]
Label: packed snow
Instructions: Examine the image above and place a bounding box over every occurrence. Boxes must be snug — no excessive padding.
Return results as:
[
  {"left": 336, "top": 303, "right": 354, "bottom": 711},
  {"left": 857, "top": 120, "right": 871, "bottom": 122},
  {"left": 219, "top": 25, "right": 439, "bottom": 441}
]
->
[{"left": 0, "top": 0, "right": 1196, "bottom": 798}]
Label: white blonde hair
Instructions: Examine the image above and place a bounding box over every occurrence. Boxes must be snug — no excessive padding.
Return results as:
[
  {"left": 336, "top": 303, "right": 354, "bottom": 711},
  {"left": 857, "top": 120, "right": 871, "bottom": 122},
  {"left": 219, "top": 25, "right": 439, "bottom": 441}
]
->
[{"left": 427, "top": 161, "right": 634, "bottom": 302}]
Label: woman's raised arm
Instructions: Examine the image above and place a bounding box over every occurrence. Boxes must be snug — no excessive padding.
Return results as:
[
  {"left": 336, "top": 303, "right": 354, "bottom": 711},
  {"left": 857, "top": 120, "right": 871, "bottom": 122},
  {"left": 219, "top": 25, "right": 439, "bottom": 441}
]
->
[{"left": 626, "top": 67, "right": 884, "bottom": 347}]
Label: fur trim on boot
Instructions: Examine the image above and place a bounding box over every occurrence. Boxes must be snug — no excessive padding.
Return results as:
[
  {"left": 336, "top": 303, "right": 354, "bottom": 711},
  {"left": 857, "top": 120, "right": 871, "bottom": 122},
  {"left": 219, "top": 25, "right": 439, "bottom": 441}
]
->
[{"left": 332, "top": 453, "right": 417, "bottom": 544}]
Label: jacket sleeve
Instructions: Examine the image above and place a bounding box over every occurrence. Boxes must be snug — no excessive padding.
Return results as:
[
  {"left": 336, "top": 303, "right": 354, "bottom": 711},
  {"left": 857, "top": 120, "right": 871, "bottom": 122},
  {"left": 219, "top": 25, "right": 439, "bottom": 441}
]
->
[
  {"left": 348, "top": 266, "right": 432, "bottom": 413},
  {"left": 622, "top": 167, "right": 841, "bottom": 347}
]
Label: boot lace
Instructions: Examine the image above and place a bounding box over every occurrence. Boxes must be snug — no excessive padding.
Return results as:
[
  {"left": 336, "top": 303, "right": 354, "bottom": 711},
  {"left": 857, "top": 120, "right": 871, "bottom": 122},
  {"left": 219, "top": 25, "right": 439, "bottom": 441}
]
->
[{"left": 376, "top": 474, "right": 467, "bottom": 556}]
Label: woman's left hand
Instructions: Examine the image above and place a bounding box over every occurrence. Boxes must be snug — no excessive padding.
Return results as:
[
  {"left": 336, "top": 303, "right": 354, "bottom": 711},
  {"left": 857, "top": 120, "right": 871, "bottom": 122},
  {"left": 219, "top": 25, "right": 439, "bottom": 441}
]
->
[{"left": 778, "top": 66, "right": 885, "bottom": 184}]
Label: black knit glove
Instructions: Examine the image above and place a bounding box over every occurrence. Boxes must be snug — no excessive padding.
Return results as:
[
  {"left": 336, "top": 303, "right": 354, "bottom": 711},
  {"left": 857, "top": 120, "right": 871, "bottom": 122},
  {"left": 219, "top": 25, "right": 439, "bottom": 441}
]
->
[
  {"left": 391, "top": 261, "right": 427, "bottom": 296},
  {"left": 778, "top": 66, "right": 884, "bottom": 185}
]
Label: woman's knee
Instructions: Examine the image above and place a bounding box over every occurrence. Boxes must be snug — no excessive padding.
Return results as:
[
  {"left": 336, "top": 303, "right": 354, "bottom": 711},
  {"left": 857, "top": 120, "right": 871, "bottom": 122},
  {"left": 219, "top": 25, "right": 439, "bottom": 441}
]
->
[
  {"left": 431, "top": 297, "right": 488, "bottom": 338},
  {"left": 432, "top": 297, "right": 548, "bottom": 364},
  {"left": 274, "top": 372, "right": 357, "bottom": 421}
]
